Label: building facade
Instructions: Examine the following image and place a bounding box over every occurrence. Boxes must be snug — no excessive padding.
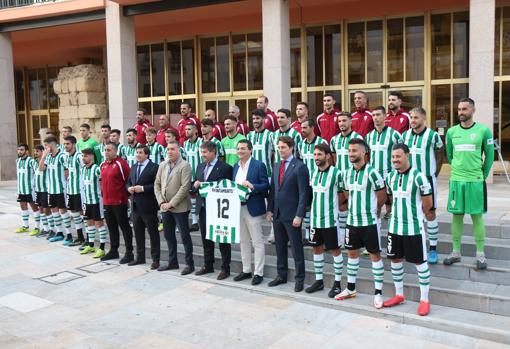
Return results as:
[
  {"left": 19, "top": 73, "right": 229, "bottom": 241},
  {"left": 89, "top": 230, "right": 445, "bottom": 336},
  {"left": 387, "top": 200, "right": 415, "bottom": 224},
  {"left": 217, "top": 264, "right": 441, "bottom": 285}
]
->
[{"left": 0, "top": 0, "right": 506, "bottom": 179}]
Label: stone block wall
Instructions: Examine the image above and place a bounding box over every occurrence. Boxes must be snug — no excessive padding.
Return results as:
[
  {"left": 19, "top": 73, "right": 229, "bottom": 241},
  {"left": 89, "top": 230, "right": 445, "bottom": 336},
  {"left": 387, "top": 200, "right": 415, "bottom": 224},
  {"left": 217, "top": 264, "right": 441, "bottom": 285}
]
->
[{"left": 53, "top": 64, "right": 108, "bottom": 140}]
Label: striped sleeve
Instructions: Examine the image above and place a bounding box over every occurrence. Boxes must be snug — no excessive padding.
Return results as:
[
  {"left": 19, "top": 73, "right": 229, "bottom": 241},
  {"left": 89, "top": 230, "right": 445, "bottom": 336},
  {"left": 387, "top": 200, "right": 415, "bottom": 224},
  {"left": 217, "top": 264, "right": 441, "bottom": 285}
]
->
[
  {"left": 198, "top": 182, "right": 211, "bottom": 198},
  {"left": 433, "top": 132, "right": 444, "bottom": 149},
  {"left": 385, "top": 173, "right": 393, "bottom": 195},
  {"left": 336, "top": 169, "right": 343, "bottom": 192},
  {"left": 369, "top": 168, "right": 385, "bottom": 191},
  {"left": 415, "top": 172, "right": 432, "bottom": 196},
  {"left": 94, "top": 166, "right": 101, "bottom": 180}
]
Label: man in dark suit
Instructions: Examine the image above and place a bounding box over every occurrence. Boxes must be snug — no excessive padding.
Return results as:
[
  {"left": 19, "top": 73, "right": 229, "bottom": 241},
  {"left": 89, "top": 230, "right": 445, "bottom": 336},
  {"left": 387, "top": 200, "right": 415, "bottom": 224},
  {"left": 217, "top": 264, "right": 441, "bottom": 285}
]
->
[
  {"left": 126, "top": 145, "right": 161, "bottom": 270},
  {"left": 232, "top": 139, "right": 269, "bottom": 286},
  {"left": 192, "top": 141, "right": 233, "bottom": 280},
  {"left": 267, "top": 136, "right": 310, "bottom": 292}
]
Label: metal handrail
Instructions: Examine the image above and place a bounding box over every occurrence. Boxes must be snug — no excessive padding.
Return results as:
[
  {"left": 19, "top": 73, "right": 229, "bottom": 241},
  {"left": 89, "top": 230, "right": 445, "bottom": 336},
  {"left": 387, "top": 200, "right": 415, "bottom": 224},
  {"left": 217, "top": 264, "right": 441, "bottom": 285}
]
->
[{"left": 0, "top": 0, "right": 62, "bottom": 10}]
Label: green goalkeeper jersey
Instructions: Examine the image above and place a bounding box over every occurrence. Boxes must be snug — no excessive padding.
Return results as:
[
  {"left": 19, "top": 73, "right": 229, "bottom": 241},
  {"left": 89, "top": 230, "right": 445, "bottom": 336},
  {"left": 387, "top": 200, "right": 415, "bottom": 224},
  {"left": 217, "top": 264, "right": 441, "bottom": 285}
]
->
[{"left": 446, "top": 122, "right": 494, "bottom": 182}]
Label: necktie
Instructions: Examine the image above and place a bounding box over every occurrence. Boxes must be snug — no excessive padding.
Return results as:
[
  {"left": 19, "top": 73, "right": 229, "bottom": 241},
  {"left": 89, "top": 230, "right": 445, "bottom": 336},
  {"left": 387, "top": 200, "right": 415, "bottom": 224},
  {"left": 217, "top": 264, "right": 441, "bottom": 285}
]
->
[
  {"left": 204, "top": 163, "right": 210, "bottom": 181},
  {"left": 136, "top": 163, "right": 142, "bottom": 182},
  {"left": 279, "top": 160, "right": 286, "bottom": 186}
]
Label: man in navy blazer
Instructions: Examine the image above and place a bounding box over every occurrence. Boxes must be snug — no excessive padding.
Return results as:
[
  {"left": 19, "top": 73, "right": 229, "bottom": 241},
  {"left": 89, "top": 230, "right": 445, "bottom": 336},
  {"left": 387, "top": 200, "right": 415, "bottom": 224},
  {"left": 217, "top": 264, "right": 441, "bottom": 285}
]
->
[
  {"left": 232, "top": 139, "right": 269, "bottom": 286},
  {"left": 126, "top": 145, "right": 160, "bottom": 270},
  {"left": 267, "top": 136, "right": 310, "bottom": 292},
  {"left": 192, "top": 141, "right": 233, "bottom": 280}
]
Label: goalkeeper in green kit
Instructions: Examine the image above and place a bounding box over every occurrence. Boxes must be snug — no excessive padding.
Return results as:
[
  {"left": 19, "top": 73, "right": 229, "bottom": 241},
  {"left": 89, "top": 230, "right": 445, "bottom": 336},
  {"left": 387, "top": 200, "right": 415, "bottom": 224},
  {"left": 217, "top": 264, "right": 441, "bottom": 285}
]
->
[{"left": 443, "top": 98, "right": 494, "bottom": 270}]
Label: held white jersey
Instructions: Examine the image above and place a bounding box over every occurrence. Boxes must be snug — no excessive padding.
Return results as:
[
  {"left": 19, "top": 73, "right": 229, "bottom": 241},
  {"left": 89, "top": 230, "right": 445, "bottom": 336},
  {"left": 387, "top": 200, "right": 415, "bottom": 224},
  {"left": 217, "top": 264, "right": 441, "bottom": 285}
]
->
[{"left": 198, "top": 179, "right": 250, "bottom": 244}]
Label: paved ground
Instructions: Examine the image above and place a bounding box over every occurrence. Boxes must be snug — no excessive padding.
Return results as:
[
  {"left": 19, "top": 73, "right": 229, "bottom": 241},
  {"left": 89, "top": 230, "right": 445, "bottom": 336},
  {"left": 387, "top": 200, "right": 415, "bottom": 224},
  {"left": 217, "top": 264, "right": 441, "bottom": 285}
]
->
[{"left": 1, "top": 181, "right": 510, "bottom": 348}]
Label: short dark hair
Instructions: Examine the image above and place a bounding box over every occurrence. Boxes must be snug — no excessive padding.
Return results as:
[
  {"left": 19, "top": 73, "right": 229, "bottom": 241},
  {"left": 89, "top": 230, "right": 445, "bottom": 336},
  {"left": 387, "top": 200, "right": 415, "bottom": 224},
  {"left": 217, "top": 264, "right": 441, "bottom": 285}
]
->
[
  {"left": 126, "top": 128, "right": 137, "bottom": 135},
  {"left": 35, "top": 144, "right": 44, "bottom": 151},
  {"left": 136, "top": 144, "right": 150, "bottom": 155},
  {"left": 137, "top": 108, "right": 146, "bottom": 114},
  {"left": 237, "top": 139, "right": 253, "bottom": 151},
  {"left": 348, "top": 137, "right": 368, "bottom": 152},
  {"left": 165, "top": 129, "right": 179, "bottom": 138},
  {"left": 185, "top": 123, "right": 198, "bottom": 130},
  {"left": 101, "top": 124, "right": 111, "bottom": 131},
  {"left": 18, "top": 143, "right": 29, "bottom": 151},
  {"left": 63, "top": 136, "right": 77, "bottom": 144},
  {"left": 181, "top": 102, "right": 192, "bottom": 109},
  {"left": 62, "top": 126, "right": 72, "bottom": 132},
  {"left": 224, "top": 115, "right": 238, "bottom": 123},
  {"left": 79, "top": 123, "right": 90, "bottom": 130},
  {"left": 81, "top": 147, "right": 94, "bottom": 156},
  {"left": 314, "top": 143, "right": 331, "bottom": 155},
  {"left": 106, "top": 141, "right": 118, "bottom": 151},
  {"left": 373, "top": 105, "right": 386, "bottom": 114},
  {"left": 277, "top": 136, "right": 294, "bottom": 149},
  {"left": 43, "top": 136, "right": 57, "bottom": 144},
  {"left": 277, "top": 108, "right": 291, "bottom": 118},
  {"left": 323, "top": 93, "right": 335, "bottom": 100},
  {"left": 297, "top": 101, "right": 309, "bottom": 109},
  {"left": 389, "top": 90, "right": 403, "bottom": 100},
  {"left": 459, "top": 97, "right": 475, "bottom": 106},
  {"left": 251, "top": 108, "right": 265, "bottom": 118},
  {"left": 338, "top": 111, "right": 352, "bottom": 119},
  {"left": 392, "top": 143, "right": 410, "bottom": 154},
  {"left": 302, "top": 118, "right": 316, "bottom": 128},
  {"left": 111, "top": 129, "right": 121, "bottom": 136},
  {"left": 200, "top": 141, "right": 217, "bottom": 153},
  {"left": 201, "top": 118, "right": 214, "bottom": 127}
]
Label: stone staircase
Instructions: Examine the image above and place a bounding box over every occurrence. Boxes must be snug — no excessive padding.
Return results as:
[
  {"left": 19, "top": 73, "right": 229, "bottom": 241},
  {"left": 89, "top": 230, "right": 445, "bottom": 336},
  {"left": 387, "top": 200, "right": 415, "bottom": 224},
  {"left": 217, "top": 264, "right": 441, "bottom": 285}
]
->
[{"left": 119, "top": 218, "right": 510, "bottom": 343}]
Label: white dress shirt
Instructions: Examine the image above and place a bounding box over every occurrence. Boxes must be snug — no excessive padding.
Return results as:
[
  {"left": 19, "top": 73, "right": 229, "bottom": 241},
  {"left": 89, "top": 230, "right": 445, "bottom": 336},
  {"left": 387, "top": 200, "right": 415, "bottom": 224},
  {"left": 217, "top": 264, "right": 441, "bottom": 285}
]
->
[{"left": 235, "top": 157, "right": 251, "bottom": 184}]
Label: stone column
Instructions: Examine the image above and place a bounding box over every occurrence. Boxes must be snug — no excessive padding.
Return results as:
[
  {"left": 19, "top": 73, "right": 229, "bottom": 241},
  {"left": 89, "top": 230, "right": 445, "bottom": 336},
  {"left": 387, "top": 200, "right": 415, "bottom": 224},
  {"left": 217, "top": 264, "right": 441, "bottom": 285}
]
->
[
  {"left": 105, "top": 0, "right": 137, "bottom": 133},
  {"left": 262, "top": 0, "right": 291, "bottom": 110},
  {"left": 469, "top": 0, "right": 495, "bottom": 182},
  {"left": 0, "top": 33, "right": 17, "bottom": 180}
]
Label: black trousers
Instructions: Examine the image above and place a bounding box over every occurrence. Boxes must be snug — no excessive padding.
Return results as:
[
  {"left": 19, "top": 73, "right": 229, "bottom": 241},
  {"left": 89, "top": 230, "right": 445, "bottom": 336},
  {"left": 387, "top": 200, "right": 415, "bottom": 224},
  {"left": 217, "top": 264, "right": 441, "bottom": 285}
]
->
[
  {"left": 162, "top": 211, "right": 194, "bottom": 267},
  {"left": 273, "top": 219, "right": 305, "bottom": 282},
  {"left": 199, "top": 207, "right": 231, "bottom": 272},
  {"left": 133, "top": 210, "right": 160, "bottom": 262},
  {"left": 104, "top": 204, "right": 133, "bottom": 253}
]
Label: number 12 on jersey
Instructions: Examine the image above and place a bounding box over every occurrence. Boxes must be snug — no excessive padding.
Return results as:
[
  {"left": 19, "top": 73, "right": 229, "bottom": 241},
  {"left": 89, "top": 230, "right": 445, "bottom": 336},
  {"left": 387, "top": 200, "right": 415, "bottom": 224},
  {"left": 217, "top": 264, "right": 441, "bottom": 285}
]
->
[{"left": 199, "top": 179, "right": 250, "bottom": 243}]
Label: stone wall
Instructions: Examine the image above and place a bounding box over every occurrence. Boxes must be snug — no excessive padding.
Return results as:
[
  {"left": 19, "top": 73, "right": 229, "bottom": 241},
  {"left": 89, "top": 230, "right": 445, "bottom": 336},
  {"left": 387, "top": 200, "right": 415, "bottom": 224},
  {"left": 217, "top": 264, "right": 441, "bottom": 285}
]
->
[{"left": 53, "top": 64, "right": 107, "bottom": 140}]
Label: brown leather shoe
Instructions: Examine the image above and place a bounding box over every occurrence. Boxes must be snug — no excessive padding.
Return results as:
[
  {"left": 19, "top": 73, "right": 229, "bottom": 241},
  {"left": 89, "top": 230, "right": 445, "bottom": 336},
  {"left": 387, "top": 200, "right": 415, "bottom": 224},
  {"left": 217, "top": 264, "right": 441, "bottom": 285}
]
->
[
  {"left": 195, "top": 267, "right": 214, "bottom": 276},
  {"left": 217, "top": 270, "right": 230, "bottom": 280},
  {"left": 150, "top": 261, "right": 160, "bottom": 270}
]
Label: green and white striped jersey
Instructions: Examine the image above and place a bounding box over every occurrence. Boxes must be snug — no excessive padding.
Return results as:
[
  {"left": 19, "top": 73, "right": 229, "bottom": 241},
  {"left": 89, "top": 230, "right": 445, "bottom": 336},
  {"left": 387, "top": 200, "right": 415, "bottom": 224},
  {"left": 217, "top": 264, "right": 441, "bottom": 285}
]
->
[
  {"left": 386, "top": 168, "right": 431, "bottom": 236},
  {"left": 33, "top": 159, "right": 47, "bottom": 193},
  {"left": 163, "top": 147, "right": 187, "bottom": 161},
  {"left": 365, "top": 126, "right": 402, "bottom": 177},
  {"left": 183, "top": 137, "right": 204, "bottom": 181},
  {"left": 272, "top": 127, "right": 302, "bottom": 163},
  {"left": 343, "top": 163, "right": 385, "bottom": 227},
  {"left": 298, "top": 136, "right": 327, "bottom": 175},
  {"left": 402, "top": 128, "right": 443, "bottom": 178},
  {"left": 124, "top": 143, "right": 139, "bottom": 168},
  {"left": 117, "top": 143, "right": 127, "bottom": 160},
  {"left": 147, "top": 142, "right": 165, "bottom": 165},
  {"left": 44, "top": 150, "right": 67, "bottom": 195},
  {"left": 96, "top": 143, "right": 106, "bottom": 164},
  {"left": 330, "top": 131, "right": 364, "bottom": 172},
  {"left": 82, "top": 164, "right": 102, "bottom": 205},
  {"left": 57, "top": 144, "right": 66, "bottom": 154},
  {"left": 65, "top": 150, "right": 83, "bottom": 195},
  {"left": 310, "top": 166, "right": 342, "bottom": 228},
  {"left": 204, "top": 137, "right": 225, "bottom": 158},
  {"left": 198, "top": 179, "right": 250, "bottom": 244},
  {"left": 16, "top": 156, "right": 36, "bottom": 195},
  {"left": 247, "top": 129, "right": 273, "bottom": 175}
]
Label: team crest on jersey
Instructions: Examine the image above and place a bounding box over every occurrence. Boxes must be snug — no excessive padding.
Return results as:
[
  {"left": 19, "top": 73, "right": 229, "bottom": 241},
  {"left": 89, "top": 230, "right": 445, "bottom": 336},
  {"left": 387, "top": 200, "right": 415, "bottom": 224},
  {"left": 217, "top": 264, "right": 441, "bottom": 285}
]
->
[
  {"left": 451, "top": 199, "right": 456, "bottom": 208},
  {"left": 470, "top": 133, "right": 477, "bottom": 140}
]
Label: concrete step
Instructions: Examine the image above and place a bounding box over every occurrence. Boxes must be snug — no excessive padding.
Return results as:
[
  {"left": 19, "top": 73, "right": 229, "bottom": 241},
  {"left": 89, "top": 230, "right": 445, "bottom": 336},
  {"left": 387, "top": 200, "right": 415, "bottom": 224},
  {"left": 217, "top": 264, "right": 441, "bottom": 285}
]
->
[
  {"left": 127, "top": 241, "right": 510, "bottom": 317},
  {"left": 170, "top": 231, "right": 510, "bottom": 286},
  {"left": 152, "top": 269, "right": 510, "bottom": 344}
]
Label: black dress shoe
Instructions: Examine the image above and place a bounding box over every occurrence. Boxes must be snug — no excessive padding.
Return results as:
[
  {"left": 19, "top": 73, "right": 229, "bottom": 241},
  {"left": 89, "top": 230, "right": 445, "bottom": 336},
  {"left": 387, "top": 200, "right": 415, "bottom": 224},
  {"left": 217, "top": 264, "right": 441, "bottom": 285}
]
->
[
  {"left": 294, "top": 280, "right": 304, "bottom": 292},
  {"left": 189, "top": 223, "right": 199, "bottom": 232},
  {"left": 150, "top": 261, "right": 160, "bottom": 270},
  {"left": 100, "top": 250, "right": 119, "bottom": 261},
  {"left": 157, "top": 264, "right": 179, "bottom": 271},
  {"left": 217, "top": 270, "right": 230, "bottom": 280},
  {"left": 233, "top": 272, "right": 252, "bottom": 282},
  {"left": 268, "top": 277, "right": 287, "bottom": 287},
  {"left": 328, "top": 281, "right": 341, "bottom": 298},
  {"left": 251, "top": 275, "right": 263, "bottom": 285},
  {"left": 195, "top": 267, "right": 214, "bottom": 276},
  {"left": 305, "top": 280, "right": 324, "bottom": 294},
  {"left": 119, "top": 254, "right": 134, "bottom": 264},
  {"left": 128, "top": 259, "right": 145, "bottom": 266},
  {"left": 181, "top": 265, "right": 195, "bottom": 275}
]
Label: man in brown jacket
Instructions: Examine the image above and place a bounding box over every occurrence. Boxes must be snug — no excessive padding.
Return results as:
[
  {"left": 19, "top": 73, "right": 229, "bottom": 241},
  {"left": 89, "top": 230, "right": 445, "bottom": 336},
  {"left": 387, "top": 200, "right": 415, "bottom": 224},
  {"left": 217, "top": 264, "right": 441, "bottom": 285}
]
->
[{"left": 154, "top": 141, "right": 194, "bottom": 274}]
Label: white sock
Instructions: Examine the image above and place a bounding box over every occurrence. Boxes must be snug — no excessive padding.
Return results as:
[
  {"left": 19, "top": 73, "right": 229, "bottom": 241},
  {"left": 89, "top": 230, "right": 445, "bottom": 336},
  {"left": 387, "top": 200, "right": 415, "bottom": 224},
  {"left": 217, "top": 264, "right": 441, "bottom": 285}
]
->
[
  {"left": 313, "top": 254, "right": 324, "bottom": 281},
  {"left": 416, "top": 262, "right": 430, "bottom": 302},
  {"left": 21, "top": 209, "right": 29, "bottom": 228},
  {"left": 391, "top": 262, "right": 404, "bottom": 296}
]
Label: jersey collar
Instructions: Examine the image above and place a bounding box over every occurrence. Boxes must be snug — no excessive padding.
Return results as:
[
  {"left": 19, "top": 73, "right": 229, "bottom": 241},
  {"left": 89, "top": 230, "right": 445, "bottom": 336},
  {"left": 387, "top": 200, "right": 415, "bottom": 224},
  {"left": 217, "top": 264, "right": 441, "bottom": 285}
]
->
[
  {"left": 460, "top": 122, "right": 476, "bottom": 130},
  {"left": 412, "top": 127, "right": 427, "bottom": 136}
]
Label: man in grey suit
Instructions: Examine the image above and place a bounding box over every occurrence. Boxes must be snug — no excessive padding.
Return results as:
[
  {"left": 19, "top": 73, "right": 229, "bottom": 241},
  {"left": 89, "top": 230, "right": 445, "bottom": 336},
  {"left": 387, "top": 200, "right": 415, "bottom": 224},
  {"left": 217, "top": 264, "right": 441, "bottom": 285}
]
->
[
  {"left": 267, "top": 136, "right": 310, "bottom": 292},
  {"left": 154, "top": 141, "right": 194, "bottom": 275}
]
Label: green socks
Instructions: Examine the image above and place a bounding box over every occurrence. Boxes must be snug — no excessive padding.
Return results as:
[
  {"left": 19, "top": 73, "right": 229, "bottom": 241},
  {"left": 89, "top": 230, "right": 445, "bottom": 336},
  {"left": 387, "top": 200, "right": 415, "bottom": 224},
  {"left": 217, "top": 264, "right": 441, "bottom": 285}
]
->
[{"left": 451, "top": 214, "right": 486, "bottom": 253}]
